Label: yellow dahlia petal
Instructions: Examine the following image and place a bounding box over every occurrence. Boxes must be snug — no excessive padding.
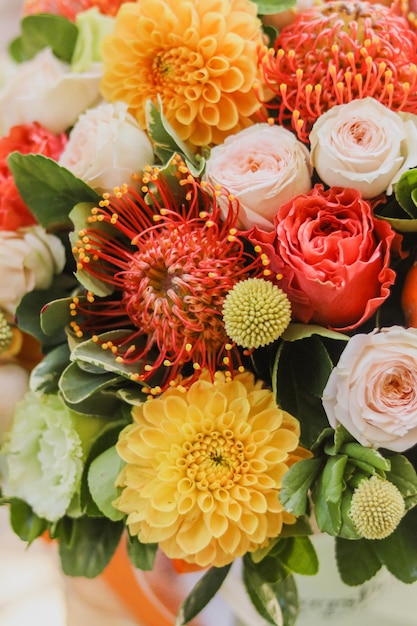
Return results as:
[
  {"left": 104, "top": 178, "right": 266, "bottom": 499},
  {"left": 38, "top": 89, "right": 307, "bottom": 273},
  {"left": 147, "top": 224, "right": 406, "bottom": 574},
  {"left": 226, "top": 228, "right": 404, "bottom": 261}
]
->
[
  {"left": 101, "top": 0, "right": 266, "bottom": 147},
  {"left": 115, "top": 369, "right": 302, "bottom": 566}
]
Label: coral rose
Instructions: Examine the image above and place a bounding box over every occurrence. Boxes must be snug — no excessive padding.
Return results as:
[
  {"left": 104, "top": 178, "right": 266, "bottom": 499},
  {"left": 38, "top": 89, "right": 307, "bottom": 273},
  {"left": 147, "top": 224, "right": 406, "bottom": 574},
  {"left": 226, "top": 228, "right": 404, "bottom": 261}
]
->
[
  {"left": 204, "top": 123, "right": 312, "bottom": 230},
  {"left": 249, "top": 185, "right": 396, "bottom": 331},
  {"left": 322, "top": 326, "right": 417, "bottom": 452}
]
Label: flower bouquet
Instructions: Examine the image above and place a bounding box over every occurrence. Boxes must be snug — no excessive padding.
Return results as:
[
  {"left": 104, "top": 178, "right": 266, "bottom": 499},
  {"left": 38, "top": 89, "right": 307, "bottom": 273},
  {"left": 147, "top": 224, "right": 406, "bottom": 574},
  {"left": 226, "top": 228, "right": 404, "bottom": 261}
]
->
[{"left": 1, "top": 0, "right": 417, "bottom": 624}]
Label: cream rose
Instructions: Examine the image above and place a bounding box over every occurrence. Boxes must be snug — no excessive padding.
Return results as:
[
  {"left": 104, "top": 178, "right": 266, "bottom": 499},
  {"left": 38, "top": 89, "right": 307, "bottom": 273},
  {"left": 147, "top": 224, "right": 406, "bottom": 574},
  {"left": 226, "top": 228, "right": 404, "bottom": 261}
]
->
[
  {"left": 59, "top": 101, "right": 154, "bottom": 193},
  {"left": 322, "top": 326, "right": 417, "bottom": 452},
  {"left": 204, "top": 123, "right": 312, "bottom": 230},
  {"left": 0, "top": 226, "right": 66, "bottom": 318},
  {"left": 310, "top": 97, "right": 417, "bottom": 199},
  {"left": 0, "top": 47, "right": 102, "bottom": 135}
]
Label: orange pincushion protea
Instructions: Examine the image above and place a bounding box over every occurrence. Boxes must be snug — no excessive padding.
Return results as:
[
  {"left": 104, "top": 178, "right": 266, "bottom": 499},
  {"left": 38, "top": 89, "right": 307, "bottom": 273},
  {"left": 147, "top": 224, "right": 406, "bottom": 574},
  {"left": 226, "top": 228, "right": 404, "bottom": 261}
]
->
[
  {"left": 259, "top": 0, "right": 417, "bottom": 142},
  {"left": 22, "top": 0, "right": 129, "bottom": 20}
]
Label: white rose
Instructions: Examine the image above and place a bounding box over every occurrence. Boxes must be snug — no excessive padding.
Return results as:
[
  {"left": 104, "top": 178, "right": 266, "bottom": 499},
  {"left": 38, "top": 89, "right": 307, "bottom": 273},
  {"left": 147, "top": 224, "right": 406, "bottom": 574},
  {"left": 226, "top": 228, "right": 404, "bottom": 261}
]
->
[
  {"left": 322, "top": 326, "right": 417, "bottom": 452},
  {"left": 59, "top": 101, "right": 155, "bottom": 193},
  {"left": 0, "top": 226, "right": 66, "bottom": 317},
  {"left": 310, "top": 97, "right": 417, "bottom": 199},
  {"left": 0, "top": 47, "right": 102, "bottom": 135},
  {"left": 204, "top": 123, "right": 312, "bottom": 231},
  {"left": 0, "top": 392, "right": 83, "bottom": 521}
]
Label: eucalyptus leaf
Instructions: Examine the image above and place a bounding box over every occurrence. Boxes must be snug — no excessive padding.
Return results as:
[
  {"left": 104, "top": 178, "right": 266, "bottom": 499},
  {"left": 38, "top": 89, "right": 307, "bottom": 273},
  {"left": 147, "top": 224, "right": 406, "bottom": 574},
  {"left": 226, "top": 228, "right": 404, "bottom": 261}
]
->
[
  {"left": 87, "top": 446, "right": 125, "bottom": 521},
  {"left": 59, "top": 516, "right": 124, "bottom": 578},
  {"left": 126, "top": 535, "right": 158, "bottom": 571},
  {"left": 8, "top": 153, "right": 100, "bottom": 230},
  {"left": 176, "top": 565, "right": 232, "bottom": 626},
  {"left": 335, "top": 538, "right": 381, "bottom": 586},
  {"left": 9, "top": 14, "right": 78, "bottom": 63}
]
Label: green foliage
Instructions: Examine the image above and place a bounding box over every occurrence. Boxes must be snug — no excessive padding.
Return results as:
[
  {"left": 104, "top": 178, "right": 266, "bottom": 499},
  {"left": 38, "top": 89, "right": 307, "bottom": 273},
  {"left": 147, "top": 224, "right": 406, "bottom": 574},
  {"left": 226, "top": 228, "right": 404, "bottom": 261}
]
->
[
  {"left": 145, "top": 97, "right": 205, "bottom": 174},
  {"left": 280, "top": 458, "right": 323, "bottom": 516},
  {"left": 335, "top": 538, "right": 382, "bottom": 586},
  {"left": 272, "top": 326, "right": 348, "bottom": 448},
  {"left": 29, "top": 343, "right": 71, "bottom": 394},
  {"left": 254, "top": 0, "right": 297, "bottom": 15},
  {"left": 374, "top": 169, "right": 417, "bottom": 232},
  {"left": 9, "top": 14, "right": 78, "bottom": 63},
  {"left": 87, "top": 445, "right": 125, "bottom": 521},
  {"left": 176, "top": 565, "right": 232, "bottom": 626},
  {"left": 126, "top": 535, "right": 158, "bottom": 571},
  {"left": 8, "top": 499, "right": 48, "bottom": 543},
  {"left": 7, "top": 153, "right": 100, "bottom": 231},
  {"left": 58, "top": 515, "right": 124, "bottom": 578}
]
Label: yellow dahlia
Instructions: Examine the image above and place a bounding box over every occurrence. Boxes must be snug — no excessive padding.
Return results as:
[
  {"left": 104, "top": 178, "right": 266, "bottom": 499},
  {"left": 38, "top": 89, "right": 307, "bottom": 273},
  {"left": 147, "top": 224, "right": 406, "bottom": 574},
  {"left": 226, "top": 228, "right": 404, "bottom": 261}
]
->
[
  {"left": 100, "top": 0, "right": 266, "bottom": 147},
  {"left": 114, "top": 369, "right": 301, "bottom": 567}
]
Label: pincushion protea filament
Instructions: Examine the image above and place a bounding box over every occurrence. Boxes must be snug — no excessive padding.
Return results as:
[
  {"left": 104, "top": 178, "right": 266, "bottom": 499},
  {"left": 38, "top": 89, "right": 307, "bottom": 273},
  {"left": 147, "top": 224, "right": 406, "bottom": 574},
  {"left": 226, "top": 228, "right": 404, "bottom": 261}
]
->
[
  {"left": 70, "top": 160, "right": 267, "bottom": 392},
  {"left": 258, "top": 1, "right": 417, "bottom": 142}
]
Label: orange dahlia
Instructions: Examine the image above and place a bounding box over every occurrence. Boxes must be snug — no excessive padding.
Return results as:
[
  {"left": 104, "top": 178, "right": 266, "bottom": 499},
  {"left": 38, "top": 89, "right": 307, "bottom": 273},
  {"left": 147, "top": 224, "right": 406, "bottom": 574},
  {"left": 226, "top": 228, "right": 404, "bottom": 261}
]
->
[
  {"left": 70, "top": 159, "right": 267, "bottom": 392},
  {"left": 22, "top": 0, "right": 129, "bottom": 20},
  {"left": 114, "top": 369, "right": 301, "bottom": 567},
  {"left": 258, "top": 0, "right": 417, "bottom": 142},
  {"left": 100, "top": 0, "right": 266, "bottom": 147}
]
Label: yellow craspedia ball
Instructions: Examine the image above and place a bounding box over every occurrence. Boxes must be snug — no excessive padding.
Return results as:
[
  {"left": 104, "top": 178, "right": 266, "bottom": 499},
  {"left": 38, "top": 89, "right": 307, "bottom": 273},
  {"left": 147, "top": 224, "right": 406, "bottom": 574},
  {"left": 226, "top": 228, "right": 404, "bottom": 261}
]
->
[
  {"left": 0, "top": 311, "right": 14, "bottom": 355},
  {"left": 222, "top": 278, "right": 291, "bottom": 349},
  {"left": 349, "top": 475, "right": 405, "bottom": 540}
]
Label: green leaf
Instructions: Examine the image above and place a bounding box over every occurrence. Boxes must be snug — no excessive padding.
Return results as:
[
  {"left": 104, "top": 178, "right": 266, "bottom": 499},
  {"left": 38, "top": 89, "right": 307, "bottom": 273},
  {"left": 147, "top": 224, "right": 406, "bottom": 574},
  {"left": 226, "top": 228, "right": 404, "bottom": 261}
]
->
[
  {"left": 41, "top": 297, "right": 74, "bottom": 337},
  {"left": 254, "top": 0, "right": 297, "bottom": 14},
  {"left": 7, "top": 153, "right": 100, "bottom": 230},
  {"left": 313, "top": 455, "right": 348, "bottom": 535},
  {"left": 59, "top": 516, "right": 124, "bottom": 578},
  {"left": 145, "top": 97, "right": 204, "bottom": 173},
  {"left": 374, "top": 508, "right": 417, "bottom": 583},
  {"left": 273, "top": 335, "right": 342, "bottom": 448},
  {"left": 281, "top": 323, "right": 348, "bottom": 343},
  {"left": 280, "top": 457, "right": 323, "bottom": 516},
  {"left": 335, "top": 538, "right": 382, "bottom": 586},
  {"left": 385, "top": 454, "right": 417, "bottom": 509},
  {"left": 176, "top": 565, "right": 232, "bottom": 626},
  {"left": 9, "top": 14, "right": 78, "bottom": 63},
  {"left": 126, "top": 535, "right": 158, "bottom": 571},
  {"left": 29, "top": 343, "right": 71, "bottom": 394},
  {"left": 395, "top": 168, "right": 417, "bottom": 217},
  {"left": 59, "top": 361, "right": 122, "bottom": 404},
  {"left": 70, "top": 330, "right": 149, "bottom": 382},
  {"left": 16, "top": 285, "right": 72, "bottom": 347},
  {"left": 87, "top": 446, "right": 125, "bottom": 521},
  {"left": 243, "top": 563, "right": 292, "bottom": 626},
  {"left": 339, "top": 443, "right": 391, "bottom": 472},
  {"left": 279, "top": 536, "right": 319, "bottom": 576},
  {"left": 9, "top": 499, "right": 47, "bottom": 543}
]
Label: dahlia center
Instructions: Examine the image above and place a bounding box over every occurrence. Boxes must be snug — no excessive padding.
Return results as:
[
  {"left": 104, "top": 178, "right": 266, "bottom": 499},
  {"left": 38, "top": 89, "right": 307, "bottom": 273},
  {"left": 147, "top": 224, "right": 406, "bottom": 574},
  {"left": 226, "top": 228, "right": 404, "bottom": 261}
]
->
[{"left": 184, "top": 431, "right": 245, "bottom": 490}]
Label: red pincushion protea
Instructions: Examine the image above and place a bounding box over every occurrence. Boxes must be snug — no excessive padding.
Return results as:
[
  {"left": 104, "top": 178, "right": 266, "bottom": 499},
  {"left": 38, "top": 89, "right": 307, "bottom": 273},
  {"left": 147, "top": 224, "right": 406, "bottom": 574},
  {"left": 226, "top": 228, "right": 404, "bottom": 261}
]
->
[
  {"left": 70, "top": 159, "right": 268, "bottom": 393},
  {"left": 258, "top": 0, "right": 417, "bottom": 142},
  {"left": 22, "top": 0, "right": 128, "bottom": 20}
]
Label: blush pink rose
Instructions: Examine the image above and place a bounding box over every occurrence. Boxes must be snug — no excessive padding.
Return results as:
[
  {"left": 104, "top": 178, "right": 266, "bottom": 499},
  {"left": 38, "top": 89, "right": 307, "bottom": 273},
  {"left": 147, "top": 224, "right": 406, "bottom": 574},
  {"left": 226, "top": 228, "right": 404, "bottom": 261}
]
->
[
  {"left": 322, "top": 326, "right": 417, "bottom": 452},
  {"left": 249, "top": 185, "right": 396, "bottom": 331}
]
